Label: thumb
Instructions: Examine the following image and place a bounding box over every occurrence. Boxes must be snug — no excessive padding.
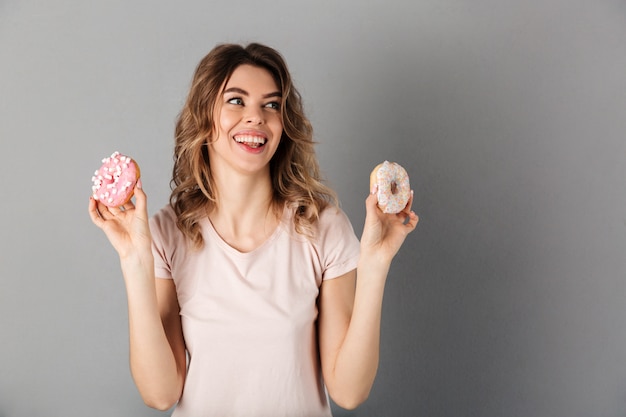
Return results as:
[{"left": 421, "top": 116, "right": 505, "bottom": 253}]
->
[
  {"left": 134, "top": 179, "right": 149, "bottom": 216},
  {"left": 364, "top": 184, "right": 381, "bottom": 222}
]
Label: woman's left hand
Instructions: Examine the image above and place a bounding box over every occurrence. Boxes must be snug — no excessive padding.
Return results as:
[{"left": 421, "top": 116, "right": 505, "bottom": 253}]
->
[{"left": 360, "top": 184, "right": 419, "bottom": 265}]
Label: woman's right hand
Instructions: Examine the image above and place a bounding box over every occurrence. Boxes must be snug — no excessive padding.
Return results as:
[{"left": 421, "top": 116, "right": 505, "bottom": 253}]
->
[{"left": 88, "top": 179, "right": 153, "bottom": 261}]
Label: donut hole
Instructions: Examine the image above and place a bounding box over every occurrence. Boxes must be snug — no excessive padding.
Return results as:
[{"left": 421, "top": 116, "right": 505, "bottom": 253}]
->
[{"left": 390, "top": 181, "right": 398, "bottom": 195}]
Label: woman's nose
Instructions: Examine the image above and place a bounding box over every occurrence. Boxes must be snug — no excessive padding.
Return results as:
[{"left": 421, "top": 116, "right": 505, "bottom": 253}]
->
[{"left": 244, "top": 107, "right": 264, "bottom": 124}]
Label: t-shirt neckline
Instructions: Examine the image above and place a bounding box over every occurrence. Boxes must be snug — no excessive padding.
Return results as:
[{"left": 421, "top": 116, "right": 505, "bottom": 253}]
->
[{"left": 202, "top": 205, "right": 289, "bottom": 258}]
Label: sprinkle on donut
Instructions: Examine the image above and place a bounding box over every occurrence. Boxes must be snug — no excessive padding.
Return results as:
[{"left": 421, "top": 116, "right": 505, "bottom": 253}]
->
[
  {"left": 370, "top": 161, "right": 411, "bottom": 214},
  {"left": 91, "top": 151, "right": 140, "bottom": 207}
]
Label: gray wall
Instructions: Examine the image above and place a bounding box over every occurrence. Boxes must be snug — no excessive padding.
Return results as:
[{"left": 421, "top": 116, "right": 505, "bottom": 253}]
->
[{"left": 1, "top": 0, "right": 625, "bottom": 416}]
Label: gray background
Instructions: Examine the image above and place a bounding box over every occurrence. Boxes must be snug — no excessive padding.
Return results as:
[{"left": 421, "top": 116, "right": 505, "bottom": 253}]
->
[{"left": 1, "top": 0, "right": 625, "bottom": 416}]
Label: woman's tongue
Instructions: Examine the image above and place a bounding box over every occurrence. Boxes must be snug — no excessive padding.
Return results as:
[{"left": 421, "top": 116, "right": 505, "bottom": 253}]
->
[{"left": 244, "top": 141, "right": 262, "bottom": 149}]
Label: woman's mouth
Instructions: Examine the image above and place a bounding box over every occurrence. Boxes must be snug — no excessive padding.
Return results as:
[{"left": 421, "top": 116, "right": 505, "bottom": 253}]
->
[{"left": 233, "top": 135, "right": 267, "bottom": 149}]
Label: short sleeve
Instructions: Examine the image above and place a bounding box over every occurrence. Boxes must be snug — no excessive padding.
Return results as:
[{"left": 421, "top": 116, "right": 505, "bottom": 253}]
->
[
  {"left": 149, "top": 205, "right": 178, "bottom": 279},
  {"left": 316, "top": 207, "right": 361, "bottom": 280}
]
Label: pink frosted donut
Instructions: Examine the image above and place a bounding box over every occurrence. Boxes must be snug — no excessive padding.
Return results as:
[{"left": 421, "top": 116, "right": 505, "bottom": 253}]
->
[
  {"left": 370, "top": 161, "right": 411, "bottom": 214},
  {"left": 91, "top": 151, "right": 140, "bottom": 207}
]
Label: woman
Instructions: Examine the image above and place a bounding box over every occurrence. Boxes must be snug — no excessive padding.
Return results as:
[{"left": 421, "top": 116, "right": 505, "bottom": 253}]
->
[{"left": 89, "top": 42, "right": 418, "bottom": 417}]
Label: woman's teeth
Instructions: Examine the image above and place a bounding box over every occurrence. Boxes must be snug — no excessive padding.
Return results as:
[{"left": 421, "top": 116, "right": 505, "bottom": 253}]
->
[{"left": 234, "top": 135, "right": 267, "bottom": 148}]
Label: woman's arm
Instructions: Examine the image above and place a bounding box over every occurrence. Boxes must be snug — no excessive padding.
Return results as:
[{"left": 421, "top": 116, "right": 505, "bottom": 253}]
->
[
  {"left": 129, "top": 276, "right": 187, "bottom": 410},
  {"left": 89, "top": 184, "right": 186, "bottom": 410},
  {"left": 124, "top": 267, "right": 186, "bottom": 410},
  {"left": 318, "top": 186, "right": 418, "bottom": 409}
]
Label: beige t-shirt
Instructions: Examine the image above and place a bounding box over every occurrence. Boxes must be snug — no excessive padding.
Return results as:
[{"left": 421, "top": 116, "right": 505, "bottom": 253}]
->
[{"left": 150, "top": 204, "right": 361, "bottom": 417}]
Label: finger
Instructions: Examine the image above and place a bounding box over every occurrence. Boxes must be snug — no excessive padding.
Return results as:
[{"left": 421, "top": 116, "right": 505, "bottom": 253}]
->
[
  {"left": 364, "top": 184, "right": 382, "bottom": 222},
  {"left": 390, "top": 190, "right": 414, "bottom": 225},
  {"left": 108, "top": 204, "right": 123, "bottom": 216},
  {"left": 120, "top": 200, "right": 136, "bottom": 212},
  {"left": 95, "top": 200, "right": 118, "bottom": 221},
  {"left": 401, "top": 190, "right": 414, "bottom": 215},
  {"left": 403, "top": 210, "right": 419, "bottom": 232},
  {"left": 89, "top": 197, "right": 116, "bottom": 224},
  {"left": 367, "top": 182, "right": 382, "bottom": 208},
  {"left": 88, "top": 197, "right": 105, "bottom": 227},
  {"left": 133, "top": 179, "right": 149, "bottom": 220}
]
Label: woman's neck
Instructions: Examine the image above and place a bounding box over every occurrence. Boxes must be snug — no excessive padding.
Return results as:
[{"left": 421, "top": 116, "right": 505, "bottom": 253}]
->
[{"left": 207, "top": 168, "right": 281, "bottom": 252}]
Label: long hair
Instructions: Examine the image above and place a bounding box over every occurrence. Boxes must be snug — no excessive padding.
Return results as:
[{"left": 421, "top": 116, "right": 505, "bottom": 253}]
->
[{"left": 170, "top": 43, "right": 337, "bottom": 248}]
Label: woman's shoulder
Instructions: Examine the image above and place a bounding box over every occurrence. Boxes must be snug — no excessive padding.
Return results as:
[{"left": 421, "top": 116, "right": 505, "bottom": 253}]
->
[
  {"left": 314, "top": 204, "right": 358, "bottom": 244},
  {"left": 318, "top": 204, "right": 352, "bottom": 227},
  {"left": 313, "top": 204, "right": 360, "bottom": 274},
  {"left": 149, "top": 204, "right": 184, "bottom": 245},
  {"left": 282, "top": 203, "right": 357, "bottom": 248},
  {"left": 150, "top": 203, "right": 177, "bottom": 227},
  {"left": 283, "top": 203, "right": 351, "bottom": 229}
]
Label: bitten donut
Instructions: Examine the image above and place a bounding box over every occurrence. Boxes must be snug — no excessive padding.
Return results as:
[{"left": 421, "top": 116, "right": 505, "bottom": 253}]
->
[
  {"left": 91, "top": 151, "right": 140, "bottom": 207},
  {"left": 369, "top": 161, "right": 411, "bottom": 214}
]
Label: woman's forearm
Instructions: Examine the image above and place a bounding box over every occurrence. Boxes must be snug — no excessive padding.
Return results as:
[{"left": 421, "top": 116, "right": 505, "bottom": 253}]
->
[
  {"left": 121, "top": 257, "right": 183, "bottom": 410},
  {"left": 329, "top": 257, "right": 391, "bottom": 409}
]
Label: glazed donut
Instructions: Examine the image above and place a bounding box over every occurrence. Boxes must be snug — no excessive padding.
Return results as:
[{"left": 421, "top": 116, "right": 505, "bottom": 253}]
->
[
  {"left": 369, "top": 161, "right": 411, "bottom": 214},
  {"left": 91, "top": 151, "right": 140, "bottom": 207}
]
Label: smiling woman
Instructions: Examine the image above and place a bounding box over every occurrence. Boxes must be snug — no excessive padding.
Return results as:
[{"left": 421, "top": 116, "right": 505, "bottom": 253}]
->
[
  {"left": 88, "top": 42, "right": 418, "bottom": 417},
  {"left": 210, "top": 65, "right": 283, "bottom": 171}
]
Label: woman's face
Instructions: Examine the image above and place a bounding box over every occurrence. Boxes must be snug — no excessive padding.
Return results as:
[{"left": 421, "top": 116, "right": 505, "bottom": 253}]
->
[{"left": 208, "top": 64, "right": 284, "bottom": 177}]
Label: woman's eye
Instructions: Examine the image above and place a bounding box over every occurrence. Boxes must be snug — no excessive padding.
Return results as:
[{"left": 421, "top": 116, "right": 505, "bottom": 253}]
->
[
  {"left": 265, "top": 102, "right": 280, "bottom": 110},
  {"left": 227, "top": 97, "right": 244, "bottom": 105}
]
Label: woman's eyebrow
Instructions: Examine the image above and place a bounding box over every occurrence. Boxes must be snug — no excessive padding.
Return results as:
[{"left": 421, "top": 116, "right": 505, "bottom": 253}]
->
[
  {"left": 224, "top": 87, "right": 282, "bottom": 99},
  {"left": 263, "top": 91, "right": 282, "bottom": 99}
]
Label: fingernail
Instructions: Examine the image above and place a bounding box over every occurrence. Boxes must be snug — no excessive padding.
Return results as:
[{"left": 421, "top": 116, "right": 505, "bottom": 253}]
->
[
  {"left": 137, "top": 179, "right": 142, "bottom": 189},
  {"left": 371, "top": 184, "right": 378, "bottom": 195}
]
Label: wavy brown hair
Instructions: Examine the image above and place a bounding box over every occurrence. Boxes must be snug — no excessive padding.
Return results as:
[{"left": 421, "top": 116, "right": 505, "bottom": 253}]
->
[{"left": 170, "top": 43, "right": 337, "bottom": 248}]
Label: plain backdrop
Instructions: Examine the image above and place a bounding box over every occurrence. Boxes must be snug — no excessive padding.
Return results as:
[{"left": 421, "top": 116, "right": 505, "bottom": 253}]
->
[{"left": 1, "top": 0, "right": 626, "bottom": 416}]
